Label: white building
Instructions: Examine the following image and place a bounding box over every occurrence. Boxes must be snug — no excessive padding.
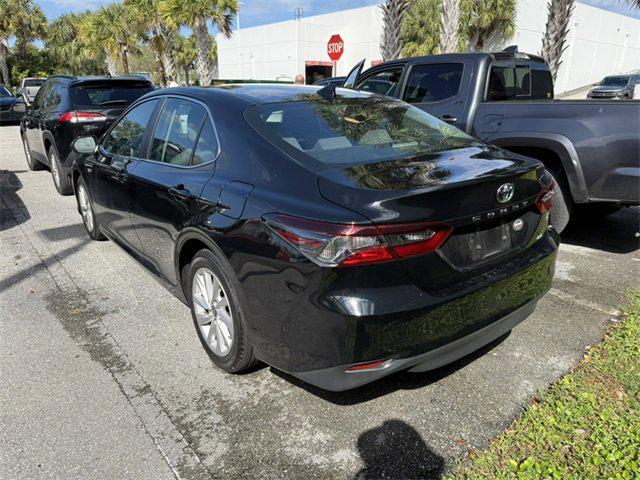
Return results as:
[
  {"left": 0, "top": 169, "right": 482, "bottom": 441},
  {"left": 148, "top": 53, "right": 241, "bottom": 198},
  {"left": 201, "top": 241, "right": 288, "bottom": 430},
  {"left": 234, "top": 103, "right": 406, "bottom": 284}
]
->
[{"left": 216, "top": 1, "right": 640, "bottom": 94}]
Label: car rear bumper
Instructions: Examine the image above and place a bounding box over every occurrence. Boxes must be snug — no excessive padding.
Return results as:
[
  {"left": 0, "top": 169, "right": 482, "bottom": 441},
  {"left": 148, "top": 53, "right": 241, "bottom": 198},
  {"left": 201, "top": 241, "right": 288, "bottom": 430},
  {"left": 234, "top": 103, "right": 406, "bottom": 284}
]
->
[
  {"left": 291, "top": 298, "right": 538, "bottom": 391},
  {"left": 243, "top": 223, "right": 558, "bottom": 390}
]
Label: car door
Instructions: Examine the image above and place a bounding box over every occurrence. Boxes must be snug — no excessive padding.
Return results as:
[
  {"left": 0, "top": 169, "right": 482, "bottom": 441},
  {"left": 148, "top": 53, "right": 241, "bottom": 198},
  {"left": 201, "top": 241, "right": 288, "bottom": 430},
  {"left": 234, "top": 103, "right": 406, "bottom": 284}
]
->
[
  {"left": 86, "top": 98, "right": 160, "bottom": 251},
  {"left": 399, "top": 60, "right": 473, "bottom": 130},
  {"left": 24, "top": 83, "right": 49, "bottom": 161},
  {"left": 127, "top": 96, "right": 219, "bottom": 285},
  {"left": 33, "top": 81, "right": 61, "bottom": 160}
]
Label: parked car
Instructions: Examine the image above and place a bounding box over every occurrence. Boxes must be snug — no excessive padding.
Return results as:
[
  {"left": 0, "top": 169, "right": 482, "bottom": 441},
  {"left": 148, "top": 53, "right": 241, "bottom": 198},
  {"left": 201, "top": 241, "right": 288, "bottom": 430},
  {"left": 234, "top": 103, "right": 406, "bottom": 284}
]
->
[
  {"left": 69, "top": 85, "right": 558, "bottom": 391},
  {"left": 16, "top": 77, "right": 46, "bottom": 104},
  {"left": 587, "top": 74, "right": 640, "bottom": 100},
  {"left": 0, "top": 85, "right": 25, "bottom": 124},
  {"left": 344, "top": 49, "right": 640, "bottom": 233},
  {"left": 313, "top": 76, "right": 345, "bottom": 87},
  {"left": 20, "top": 75, "right": 154, "bottom": 194}
]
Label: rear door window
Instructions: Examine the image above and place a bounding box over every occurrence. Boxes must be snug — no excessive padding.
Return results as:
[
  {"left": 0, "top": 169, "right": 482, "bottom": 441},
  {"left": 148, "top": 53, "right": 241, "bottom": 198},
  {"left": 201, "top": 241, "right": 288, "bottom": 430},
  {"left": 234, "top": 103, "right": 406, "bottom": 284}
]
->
[
  {"left": 357, "top": 68, "right": 403, "bottom": 97},
  {"left": 102, "top": 99, "right": 158, "bottom": 157},
  {"left": 403, "top": 63, "right": 464, "bottom": 103},
  {"left": 71, "top": 83, "right": 153, "bottom": 108},
  {"left": 148, "top": 98, "right": 208, "bottom": 166}
]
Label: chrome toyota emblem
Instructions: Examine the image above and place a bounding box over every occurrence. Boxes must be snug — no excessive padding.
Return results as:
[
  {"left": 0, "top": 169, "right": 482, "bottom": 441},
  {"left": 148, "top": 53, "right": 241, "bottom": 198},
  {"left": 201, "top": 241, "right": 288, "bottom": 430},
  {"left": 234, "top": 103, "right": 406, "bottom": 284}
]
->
[{"left": 497, "top": 183, "right": 515, "bottom": 203}]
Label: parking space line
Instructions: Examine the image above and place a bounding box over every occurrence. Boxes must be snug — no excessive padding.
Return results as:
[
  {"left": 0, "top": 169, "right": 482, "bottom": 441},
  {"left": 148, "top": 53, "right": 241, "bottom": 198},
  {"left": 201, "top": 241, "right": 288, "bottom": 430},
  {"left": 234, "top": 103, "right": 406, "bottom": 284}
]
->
[
  {"left": 1, "top": 184, "right": 212, "bottom": 480},
  {"left": 548, "top": 288, "right": 621, "bottom": 317}
]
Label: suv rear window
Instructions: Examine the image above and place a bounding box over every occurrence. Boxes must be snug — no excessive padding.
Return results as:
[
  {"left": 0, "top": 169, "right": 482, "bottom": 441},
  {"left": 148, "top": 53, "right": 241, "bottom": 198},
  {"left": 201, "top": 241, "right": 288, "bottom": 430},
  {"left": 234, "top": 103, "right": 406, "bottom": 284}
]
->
[
  {"left": 71, "top": 83, "right": 153, "bottom": 108},
  {"left": 246, "top": 96, "right": 481, "bottom": 168}
]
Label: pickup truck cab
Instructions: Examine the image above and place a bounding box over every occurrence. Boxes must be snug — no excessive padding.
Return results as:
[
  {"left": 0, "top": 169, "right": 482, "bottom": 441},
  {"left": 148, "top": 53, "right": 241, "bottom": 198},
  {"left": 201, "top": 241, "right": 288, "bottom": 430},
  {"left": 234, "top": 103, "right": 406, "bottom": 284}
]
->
[{"left": 347, "top": 49, "right": 639, "bottom": 232}]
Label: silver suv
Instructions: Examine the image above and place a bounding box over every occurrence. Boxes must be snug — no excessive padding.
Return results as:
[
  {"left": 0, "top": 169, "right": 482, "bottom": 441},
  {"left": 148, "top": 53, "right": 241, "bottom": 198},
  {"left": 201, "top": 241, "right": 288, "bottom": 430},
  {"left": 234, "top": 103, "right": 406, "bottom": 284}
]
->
[{"left": 588, "top": 74, "right": 640, "bottom": 99}]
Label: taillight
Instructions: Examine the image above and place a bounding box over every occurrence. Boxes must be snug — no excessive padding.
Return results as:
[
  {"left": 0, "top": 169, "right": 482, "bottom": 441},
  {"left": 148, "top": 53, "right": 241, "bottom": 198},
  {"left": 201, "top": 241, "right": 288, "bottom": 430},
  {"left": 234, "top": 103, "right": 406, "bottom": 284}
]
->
[
  {"left": 264, "top": 214, "right": 452, "bottom": 267},
  {"left": 535, "top": 180, "right": 555, "bottom": 214},
  {"left": 58, "top": 111, "right": 107, "bottom": 123}
]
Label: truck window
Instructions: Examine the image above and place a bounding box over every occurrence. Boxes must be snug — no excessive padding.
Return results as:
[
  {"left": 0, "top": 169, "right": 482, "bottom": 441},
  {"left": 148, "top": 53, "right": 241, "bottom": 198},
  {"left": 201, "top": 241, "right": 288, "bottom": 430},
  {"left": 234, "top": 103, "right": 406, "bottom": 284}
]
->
[
  {"left": 531, "top": 69, "right": 554, "bottom": 99},
  {"left": 403, "top": 63, "right": 464, "bottom": 104},
  {"left": 487, "top": 66, "right": 515, "bottom": 101},
  {"left": 487, "top": 64, "right": 554, "bottom": 101},
  {"left": 515, "top": 65, "right": 530, "bottom": 96},
  {"left": 358, "top": 68, "right": 403, "bottom": 97}
]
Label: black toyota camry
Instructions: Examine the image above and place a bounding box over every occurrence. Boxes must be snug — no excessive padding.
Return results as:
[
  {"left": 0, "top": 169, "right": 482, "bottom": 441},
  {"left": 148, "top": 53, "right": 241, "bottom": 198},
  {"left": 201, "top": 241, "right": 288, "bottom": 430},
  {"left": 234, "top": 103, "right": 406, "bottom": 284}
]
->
[{"left": 70, "top": 85, "right": 558, "bottom": 391}]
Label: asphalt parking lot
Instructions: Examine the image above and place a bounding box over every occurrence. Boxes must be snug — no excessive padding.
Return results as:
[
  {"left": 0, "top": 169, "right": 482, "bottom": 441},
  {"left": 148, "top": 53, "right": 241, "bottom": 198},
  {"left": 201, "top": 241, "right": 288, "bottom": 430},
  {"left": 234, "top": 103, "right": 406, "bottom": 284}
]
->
[{"left": 1, "top": 124, "right": 639, "bottom": 479}]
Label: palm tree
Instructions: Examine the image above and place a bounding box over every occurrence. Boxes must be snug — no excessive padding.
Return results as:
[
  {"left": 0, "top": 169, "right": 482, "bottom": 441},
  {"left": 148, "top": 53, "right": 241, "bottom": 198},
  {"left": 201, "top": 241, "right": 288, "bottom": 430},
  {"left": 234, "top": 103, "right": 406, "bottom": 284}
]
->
[
  {"left": 0, "top": 0, "right": 47, "bottom": 85},
  {"left": 125, "top": 0, "right": 175, "bottom": 86},
  {"left": 173, "top": 33, "right": 196, "bottom": 85},
  {"left": 460, "top": 0, "right": 516, "bottom": 51},
  {"left": 90, "top": 3, "right": 141, "bottom": 76},
  {"left": 160, "top": 0, "right": 238, "bottom": 86},
  {"left": 46, "top": 12, "right": 103, "bottom": 75},
  {"left": 540, "top": 0, "right": 574, "bottom": 81},
  {"left": 439, "top": 0, "right": 461, "bottom": 53},
  {"left": 401, "top": 0, "right": 440, "bottom": 57},
  {"left": 380, "top": 0, "right": 410, "bottom": 61},
  {"left": 78, "top": 11, "right": 118, "bottom": 76}
]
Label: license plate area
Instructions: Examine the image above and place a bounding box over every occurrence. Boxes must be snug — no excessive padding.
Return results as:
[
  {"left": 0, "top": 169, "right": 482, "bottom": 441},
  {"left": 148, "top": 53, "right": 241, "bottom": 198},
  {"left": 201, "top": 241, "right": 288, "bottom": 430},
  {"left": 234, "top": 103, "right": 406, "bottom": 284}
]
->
[{"left": 439, "top": 210, "right": 541, "bottom": 270}]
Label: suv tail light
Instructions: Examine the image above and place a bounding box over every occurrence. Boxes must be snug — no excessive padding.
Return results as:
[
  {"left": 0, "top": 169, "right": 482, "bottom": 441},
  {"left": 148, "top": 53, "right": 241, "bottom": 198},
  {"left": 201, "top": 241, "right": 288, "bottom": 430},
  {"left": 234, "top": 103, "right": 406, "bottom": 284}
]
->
[
  {"left": 264, "top": 214, "right": 453, "bottom": 267},
  {"left": 535, "top": 180, "right": 555, "bottom": 214},
  {"left": 58, "top": 111, "right": 107, "bottom": 123}
]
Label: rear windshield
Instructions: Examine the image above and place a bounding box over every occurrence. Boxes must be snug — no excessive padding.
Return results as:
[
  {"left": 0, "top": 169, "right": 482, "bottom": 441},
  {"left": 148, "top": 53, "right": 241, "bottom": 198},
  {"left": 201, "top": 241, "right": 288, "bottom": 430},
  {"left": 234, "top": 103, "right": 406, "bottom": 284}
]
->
[
  {"left": 23, "top": 79, "right": 45, "bottom": 87},
  {"left": 71, "top": 83, "right": 153, "bottom": 107},
  {"left": 600, "top": 76, "right": 629, "bottom": 87},
  {"left": 246, "top": 96, "right": 481, "bottom": 167}
]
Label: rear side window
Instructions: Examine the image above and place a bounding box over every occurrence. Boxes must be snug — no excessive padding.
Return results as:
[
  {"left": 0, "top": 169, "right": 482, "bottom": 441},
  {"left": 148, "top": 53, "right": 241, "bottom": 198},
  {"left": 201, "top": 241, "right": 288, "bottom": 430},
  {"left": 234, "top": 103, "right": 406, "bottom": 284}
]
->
[
  {"left": 403, "top": 63, "right": 464, "bottom": 103},
  {"left": 71, "top": 83, "right": 153, "bottom": 108},
  {"left": 103, "top": 99, "right": 158, "bottom": 157},
  {"left": 149, "top": 98, "right": 208, "bottom": 166},
  {"left": 358, "top": 69, "right": 403, "bottom": 97}
]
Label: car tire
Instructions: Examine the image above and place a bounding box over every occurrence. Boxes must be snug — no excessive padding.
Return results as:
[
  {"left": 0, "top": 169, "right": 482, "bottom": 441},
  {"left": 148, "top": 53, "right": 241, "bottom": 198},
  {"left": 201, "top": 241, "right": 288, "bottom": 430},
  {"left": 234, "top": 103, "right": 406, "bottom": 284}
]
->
[
  {"left": 188, "top": 248, "right": 257, "bottom": 373},
  {"left": 547, "top": 168, "right": 571, "bottom": 234},
  {"left": 22, "top": 134, "right": 44, "bottom": 171},
  {"left": 76, "top": 176, "right": 105, "bottom": 241},
  {"left": 48, "top": 145, "right": 73, "bottom": 195}
]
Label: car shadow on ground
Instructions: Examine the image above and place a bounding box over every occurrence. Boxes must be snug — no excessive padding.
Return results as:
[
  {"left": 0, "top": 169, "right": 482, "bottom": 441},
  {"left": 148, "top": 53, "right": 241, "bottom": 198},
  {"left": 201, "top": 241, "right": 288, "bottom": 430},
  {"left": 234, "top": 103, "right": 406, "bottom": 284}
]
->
[
  {"left": 38, "top": 223, "right": 88, "bottom": 242},
  {"left": 0, "top": 169, "right": 30, "bottom": 232},
  {"left": 561, "top": 207, "right": 640, "bottom": 254},
  {"left": 353, "top": 419, "right": 445, "bottom": 479},
  {"left": 272, "top": 332, "right": 510, "bottom": 405}
]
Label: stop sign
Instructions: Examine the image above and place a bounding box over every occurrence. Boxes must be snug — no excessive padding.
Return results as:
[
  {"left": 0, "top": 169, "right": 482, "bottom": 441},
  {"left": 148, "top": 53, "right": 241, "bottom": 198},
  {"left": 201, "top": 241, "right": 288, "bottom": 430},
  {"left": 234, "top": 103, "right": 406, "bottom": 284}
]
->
[{"left": 327, "top": 34, "right": 344, "bottom": 61}]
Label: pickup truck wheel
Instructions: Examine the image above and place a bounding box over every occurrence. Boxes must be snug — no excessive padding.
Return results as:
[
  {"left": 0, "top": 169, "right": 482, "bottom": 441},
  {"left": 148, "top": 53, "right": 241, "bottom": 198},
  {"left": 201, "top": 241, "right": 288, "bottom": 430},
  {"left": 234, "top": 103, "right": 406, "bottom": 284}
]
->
[
  {"left": 547, "top": 169, "right": 571, "bottom": 234},
  {"left": 49, "top": 146, "right": 73, "bottom": 195}
]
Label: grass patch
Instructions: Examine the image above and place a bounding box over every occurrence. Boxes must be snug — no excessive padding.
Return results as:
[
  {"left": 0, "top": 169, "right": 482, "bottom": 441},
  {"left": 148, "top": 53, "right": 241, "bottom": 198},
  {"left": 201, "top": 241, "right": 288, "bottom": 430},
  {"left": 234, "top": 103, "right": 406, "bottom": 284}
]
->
[{"left": 449, "top": 292, "right": 640, "bottom": 479}]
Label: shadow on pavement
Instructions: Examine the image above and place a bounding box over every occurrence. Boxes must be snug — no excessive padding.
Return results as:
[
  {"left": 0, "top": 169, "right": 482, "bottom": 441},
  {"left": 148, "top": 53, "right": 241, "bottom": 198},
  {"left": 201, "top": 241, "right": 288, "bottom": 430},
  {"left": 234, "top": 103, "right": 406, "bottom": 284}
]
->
[
  {"left": 354, "top": 419, "right": 445, "bottom": 480},
  {"left": 273, "top": 332, "right": 510, "bottom": 405},
  {"left": 0, "top": 169, "right": 30, "bottom": 232},
  {"left": 561, "top": 206, "right": 640, "bottom": 254},
  {"left": 38, "top": 223, "right": 87, "bottom": 242}
]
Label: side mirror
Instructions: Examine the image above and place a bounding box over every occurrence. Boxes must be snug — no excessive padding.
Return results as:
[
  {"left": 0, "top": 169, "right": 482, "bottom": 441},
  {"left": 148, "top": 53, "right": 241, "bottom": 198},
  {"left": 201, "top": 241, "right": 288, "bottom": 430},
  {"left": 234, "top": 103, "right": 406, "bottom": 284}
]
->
[
  {"left": 11, "top": 99, "right": 26, "bottom": 115},
  {"left": 72, "top": 136, "right": 97, "bottom": 155}
]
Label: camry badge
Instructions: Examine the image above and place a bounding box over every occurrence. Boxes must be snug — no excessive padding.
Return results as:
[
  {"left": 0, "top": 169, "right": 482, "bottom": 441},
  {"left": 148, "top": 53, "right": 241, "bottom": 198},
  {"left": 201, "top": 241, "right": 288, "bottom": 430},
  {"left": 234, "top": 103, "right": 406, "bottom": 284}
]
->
[{"left": 497, "top": 183, "right": 515, "bottom": 203}]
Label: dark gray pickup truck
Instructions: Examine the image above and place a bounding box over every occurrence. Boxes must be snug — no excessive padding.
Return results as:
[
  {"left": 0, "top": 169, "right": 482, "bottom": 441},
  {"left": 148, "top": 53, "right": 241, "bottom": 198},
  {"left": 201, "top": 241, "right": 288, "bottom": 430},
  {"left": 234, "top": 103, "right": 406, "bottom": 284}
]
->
[{"left": 345, "top": 49, "right": 640, "bottom": 232}]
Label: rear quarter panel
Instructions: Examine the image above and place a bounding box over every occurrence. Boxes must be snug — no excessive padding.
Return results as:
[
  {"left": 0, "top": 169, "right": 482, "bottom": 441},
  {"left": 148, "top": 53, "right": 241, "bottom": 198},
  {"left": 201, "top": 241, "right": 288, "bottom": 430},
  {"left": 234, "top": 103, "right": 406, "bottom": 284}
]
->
[{"left": 472, "top": 101, "right": 640, "bottom": 203}]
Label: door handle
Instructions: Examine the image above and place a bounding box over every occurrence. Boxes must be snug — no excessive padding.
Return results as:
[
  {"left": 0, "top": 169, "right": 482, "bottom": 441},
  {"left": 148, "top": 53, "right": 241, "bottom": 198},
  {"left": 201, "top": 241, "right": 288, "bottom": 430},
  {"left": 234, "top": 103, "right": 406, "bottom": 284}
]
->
[
  {"left": 440, "top": 115, "right": 458, "bottom": 124},
  {"left": 168, "top": 183, "right": 191, "bottom": 199}
]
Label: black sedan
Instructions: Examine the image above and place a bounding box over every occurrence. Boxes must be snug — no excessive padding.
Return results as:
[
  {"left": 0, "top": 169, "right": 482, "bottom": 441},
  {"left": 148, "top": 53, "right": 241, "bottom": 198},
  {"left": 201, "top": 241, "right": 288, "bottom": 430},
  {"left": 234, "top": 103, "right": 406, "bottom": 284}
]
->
[
  {"left": 70, "top": 85, "right": 558, "bottom": 391},
  {"left": 0, "top": 85, "right": 25, "bottom": 124}
]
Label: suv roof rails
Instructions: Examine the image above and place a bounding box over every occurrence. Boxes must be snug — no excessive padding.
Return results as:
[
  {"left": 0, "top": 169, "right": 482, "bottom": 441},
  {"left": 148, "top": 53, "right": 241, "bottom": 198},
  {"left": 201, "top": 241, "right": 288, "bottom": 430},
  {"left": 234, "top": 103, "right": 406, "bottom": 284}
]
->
[{"left": 48, "top": 74, "right": 77, "bottom": 80}]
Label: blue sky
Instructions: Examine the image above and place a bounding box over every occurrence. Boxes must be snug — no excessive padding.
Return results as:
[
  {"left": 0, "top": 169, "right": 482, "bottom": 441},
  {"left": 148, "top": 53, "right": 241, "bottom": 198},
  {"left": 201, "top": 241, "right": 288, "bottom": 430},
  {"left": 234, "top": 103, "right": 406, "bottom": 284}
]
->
[{"left": 37, "top": 0, "right": 640, "bottom": 27}]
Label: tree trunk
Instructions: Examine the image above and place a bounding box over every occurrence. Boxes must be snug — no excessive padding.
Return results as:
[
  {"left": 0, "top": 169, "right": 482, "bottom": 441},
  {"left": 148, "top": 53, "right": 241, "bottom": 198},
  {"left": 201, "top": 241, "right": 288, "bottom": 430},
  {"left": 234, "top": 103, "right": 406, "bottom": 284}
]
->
[
  {"left": 184, "top": 65, "right": 190, "bottom": 86},
  {"left": 161, "top": 29, "right": 176, "bottom": 83},
  {"left": 439, "top": 0, "right": 460, "bottom": 53},
  {"left": 121, "top": 44, "right": 130, "bottom": 76},
  {"left": 193, "top": 18, "right": 213, "bottom": 86},
  {"left": 151, "top": 28, "right": 168, "bottom": 87},
  {"left": 105, "top": 53, "right": 118, "bottom": 76},
  {"left": 380, "top": 0, "right": 409, "bottom": 61},
  {"left": 475, "top": 29, "right": 486, "bottom": 51},
  {"left": 0, "top": 41, "right": 10, "bottom": 86},
  {"left": 540, "top": 0, "right": 574, "bottom": 81}
]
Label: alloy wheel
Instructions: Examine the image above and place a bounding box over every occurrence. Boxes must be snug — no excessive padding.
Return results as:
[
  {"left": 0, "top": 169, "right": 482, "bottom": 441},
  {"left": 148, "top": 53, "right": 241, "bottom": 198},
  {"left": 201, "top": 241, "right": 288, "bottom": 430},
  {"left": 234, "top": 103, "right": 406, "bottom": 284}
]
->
[
  {"left": 192, "top": 267, "right": 234, "bottom": 357},
  {"left": 78, "top": 184, "right": 94, "bottom": 232}
]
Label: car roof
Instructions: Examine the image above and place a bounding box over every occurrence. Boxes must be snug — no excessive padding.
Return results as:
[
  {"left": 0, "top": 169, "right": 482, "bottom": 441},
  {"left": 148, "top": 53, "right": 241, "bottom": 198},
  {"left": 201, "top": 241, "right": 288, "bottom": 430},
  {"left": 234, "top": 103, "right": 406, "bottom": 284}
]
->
[
  {"left": 146, "top": 84, "right": 376, "bottom": 106},
  {"left": 48, "top": 75, "right": 153, "bottom": 87},
  {"left": 369, "top": 50, "right": 546, "bottom": 68}
]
